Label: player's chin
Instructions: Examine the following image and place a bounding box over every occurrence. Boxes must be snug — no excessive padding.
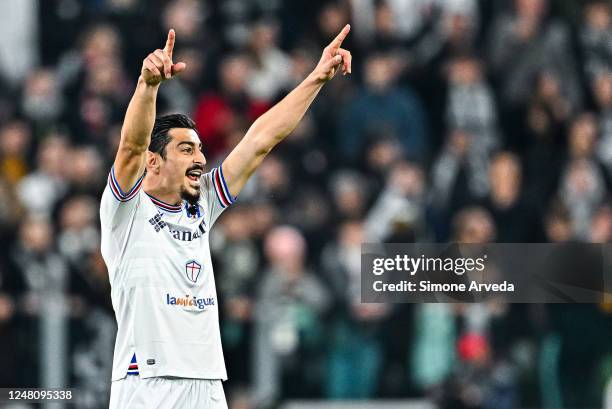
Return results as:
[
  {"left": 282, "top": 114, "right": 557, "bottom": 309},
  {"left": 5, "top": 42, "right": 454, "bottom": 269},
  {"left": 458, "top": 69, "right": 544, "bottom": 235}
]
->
[{"left": 180, "top": 182, "right": 200, "bottom": 203}]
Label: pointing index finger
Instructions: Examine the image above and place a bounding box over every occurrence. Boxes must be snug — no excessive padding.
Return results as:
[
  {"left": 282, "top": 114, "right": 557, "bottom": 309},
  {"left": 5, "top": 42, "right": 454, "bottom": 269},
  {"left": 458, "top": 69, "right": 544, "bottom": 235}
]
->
[
  {"left": 164, "top": 29, "right": 175, "bottom": 59},
  {"left": 329, "top": 24, "right": 350, "bottom": 51}
]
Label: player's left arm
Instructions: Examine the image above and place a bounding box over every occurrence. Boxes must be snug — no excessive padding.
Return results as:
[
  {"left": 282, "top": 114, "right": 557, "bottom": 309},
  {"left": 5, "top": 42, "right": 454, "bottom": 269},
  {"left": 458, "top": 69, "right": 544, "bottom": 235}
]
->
[{"left": 221, "top": 24, "right": 352, "bottom": 198}]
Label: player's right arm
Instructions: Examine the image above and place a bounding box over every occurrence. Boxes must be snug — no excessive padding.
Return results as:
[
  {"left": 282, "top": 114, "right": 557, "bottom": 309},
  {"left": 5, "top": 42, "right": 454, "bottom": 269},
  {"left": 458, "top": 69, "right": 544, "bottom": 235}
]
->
[{"left": 113, "top": 29, "right": 186, "bottom": 191}]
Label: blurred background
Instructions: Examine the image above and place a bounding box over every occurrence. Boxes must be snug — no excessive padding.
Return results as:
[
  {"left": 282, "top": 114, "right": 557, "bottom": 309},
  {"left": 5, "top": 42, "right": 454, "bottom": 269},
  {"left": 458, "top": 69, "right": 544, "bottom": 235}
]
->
[{"left": 1, "top": 0, "right": 612, "bottom": 408}]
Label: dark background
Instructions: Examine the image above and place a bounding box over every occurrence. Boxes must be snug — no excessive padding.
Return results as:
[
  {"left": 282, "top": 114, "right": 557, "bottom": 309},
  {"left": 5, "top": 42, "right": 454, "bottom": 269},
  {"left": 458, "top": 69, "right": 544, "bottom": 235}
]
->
[{"left": 0, "top": 0, "right": 612, "bottom": 408}]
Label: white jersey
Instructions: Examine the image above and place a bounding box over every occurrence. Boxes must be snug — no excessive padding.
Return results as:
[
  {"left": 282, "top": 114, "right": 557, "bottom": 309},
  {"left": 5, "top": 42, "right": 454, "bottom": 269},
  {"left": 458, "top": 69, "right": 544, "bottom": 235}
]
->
[{"left": 100, "top": 165, "right": 235, "bottom": 381}]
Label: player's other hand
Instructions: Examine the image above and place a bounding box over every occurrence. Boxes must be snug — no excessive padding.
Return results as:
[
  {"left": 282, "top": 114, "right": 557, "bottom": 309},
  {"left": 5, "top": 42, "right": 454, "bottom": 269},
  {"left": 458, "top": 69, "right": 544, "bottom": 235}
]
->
[
  {"left": 313, "top": 24, "right": 352, "bottom": 82},
  {"left": 141, "top": 29, "right": 187, "bottom": 86}
]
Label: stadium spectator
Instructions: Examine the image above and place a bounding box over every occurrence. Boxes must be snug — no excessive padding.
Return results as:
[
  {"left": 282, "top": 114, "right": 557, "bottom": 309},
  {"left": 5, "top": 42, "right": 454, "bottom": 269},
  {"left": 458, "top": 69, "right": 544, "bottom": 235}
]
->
[
  {"left": 522, "top": 73, "right": 568, "bottom": 209},
  {"left": 213, "top": 205, "right": 261, "bottom": 385},
  {"left": 483, "top": 152, "right": 543, "bottom": 242},
  {"left": 193, "top": 54, "right": 270, "bottom": 159},
  {"left": 560, "top": 158, "right": 605, "bottom": 240},
  {"left": 329, "top": 169, "right": 370, "bottom": 221},
  {"left": 16, "top": 134, "right": 69, "bottom": 218},
  {"left": 594, "top": 72, "right": 612, "bottom": 171},
  {"left": 159, "top": 46, "right": 208, "bottom": 113},
  {"left": 64, "top": 145, "right": 105, "bottom": 197},
  {"left": 544, "top": 200, "right": 574, "bottom": 243},
  {"left": 245, "top": 19, "right": 292, "bottom": 102},
  {"left": 446, "top": 55, "right": 498, "bottom": 142},
  {"left": 253, "top": 226, "right": 331, "bottom": 407},
  {"left": 365, "top": 160, "right": 428, "bottom": 242},
  {"left": 322, "top": 220, "right": 391, "bottom": 398},
  {"left": 488, "top": 0, "right": 581, "bottom": 110},
  {"left": 579, "top": 1, "right": 612, "bottom": 83},
  {"left": 8, "top": 217, "right": 69, "bottom": 385},
  {"left": 21, "top": 69, "right": 65, "bottom": 127},
  {"left": 430, "top": 128, "right": 490, "bottom": 239},
  {"left": 0, "top": 121, "right": 31, "bottom": 185},
  {"left": 337, "top": 53, "right": 428, "bottom": 161}
]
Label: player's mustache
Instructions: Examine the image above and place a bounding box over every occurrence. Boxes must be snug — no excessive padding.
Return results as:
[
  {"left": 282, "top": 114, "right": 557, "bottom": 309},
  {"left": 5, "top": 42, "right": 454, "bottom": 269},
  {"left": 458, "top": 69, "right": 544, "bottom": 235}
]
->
[{"left": 185, "top": 165, "right": 205, "bottom": 174}]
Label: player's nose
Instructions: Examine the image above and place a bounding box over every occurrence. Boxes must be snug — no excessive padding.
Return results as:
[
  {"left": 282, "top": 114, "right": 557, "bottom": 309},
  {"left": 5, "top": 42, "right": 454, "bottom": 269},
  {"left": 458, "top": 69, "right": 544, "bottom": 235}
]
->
[{"left": 194, "top": 149, "right": 206, "bottom": 166}]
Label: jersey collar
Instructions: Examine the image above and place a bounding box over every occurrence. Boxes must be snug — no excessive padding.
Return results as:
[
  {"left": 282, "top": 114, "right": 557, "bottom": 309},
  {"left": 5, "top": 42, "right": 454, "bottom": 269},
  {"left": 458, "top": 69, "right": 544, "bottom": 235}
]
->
[{"left": 145, "top": 193, "right": 182, "bottom": 213}]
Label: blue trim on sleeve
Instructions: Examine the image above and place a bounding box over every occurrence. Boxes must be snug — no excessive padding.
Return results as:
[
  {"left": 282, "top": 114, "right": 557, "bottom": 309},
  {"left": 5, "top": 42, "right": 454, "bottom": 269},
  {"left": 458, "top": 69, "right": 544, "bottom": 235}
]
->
[
  {"left": 218, "top": 164, "right": 236, "bottom": 204},
  {"left": 211, "top": 168, "right": 227, "bottom": 209},
  {"left": 108, "top": 166, "right": 144, "bottom": 202}
]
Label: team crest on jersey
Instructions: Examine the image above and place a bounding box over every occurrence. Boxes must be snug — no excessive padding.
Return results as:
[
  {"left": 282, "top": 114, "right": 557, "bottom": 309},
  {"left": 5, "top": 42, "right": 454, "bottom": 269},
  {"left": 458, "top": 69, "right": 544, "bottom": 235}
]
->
[{"left": 185, "top": 260, "right": 202, "bottom": 283}]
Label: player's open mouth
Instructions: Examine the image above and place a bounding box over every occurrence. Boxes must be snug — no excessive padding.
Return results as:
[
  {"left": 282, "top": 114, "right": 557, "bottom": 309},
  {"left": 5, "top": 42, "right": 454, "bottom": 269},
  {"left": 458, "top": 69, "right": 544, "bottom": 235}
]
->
[{"left": 186, "top": 170, "right": 202, "bottom": 181}]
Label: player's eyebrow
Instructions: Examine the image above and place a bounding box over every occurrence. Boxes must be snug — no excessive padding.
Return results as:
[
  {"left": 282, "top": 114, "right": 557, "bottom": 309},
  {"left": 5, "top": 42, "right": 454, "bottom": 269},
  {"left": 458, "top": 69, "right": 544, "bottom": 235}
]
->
[{"left": 177, "top": 141, "right": 202, "bottom": 150}]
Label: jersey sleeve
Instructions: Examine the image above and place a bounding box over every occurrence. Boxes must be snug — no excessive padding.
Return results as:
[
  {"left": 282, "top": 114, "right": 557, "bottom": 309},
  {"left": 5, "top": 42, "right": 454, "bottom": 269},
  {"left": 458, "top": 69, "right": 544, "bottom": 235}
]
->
[
  {"left": 201, "top": 164, "right": 237, "bottom": 227},
  {"left": 100, "top": 166, "right": 144, "bottom": 230}
]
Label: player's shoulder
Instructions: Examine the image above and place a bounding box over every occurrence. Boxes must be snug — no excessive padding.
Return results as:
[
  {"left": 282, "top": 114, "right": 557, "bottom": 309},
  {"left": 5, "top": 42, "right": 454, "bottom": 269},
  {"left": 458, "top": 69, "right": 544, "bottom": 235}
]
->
[{"left": 100, "top": 169, "right": 146, "bottom": 227}]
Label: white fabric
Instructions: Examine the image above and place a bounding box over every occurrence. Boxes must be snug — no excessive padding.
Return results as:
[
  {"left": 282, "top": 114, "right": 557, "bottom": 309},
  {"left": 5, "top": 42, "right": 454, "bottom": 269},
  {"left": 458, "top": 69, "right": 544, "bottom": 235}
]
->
[
  {"left": 100, "top": 166, "right": 233, "bottom": 382},
  {"left": 109, "top": 376, "right": 228, "bottom": 409}
]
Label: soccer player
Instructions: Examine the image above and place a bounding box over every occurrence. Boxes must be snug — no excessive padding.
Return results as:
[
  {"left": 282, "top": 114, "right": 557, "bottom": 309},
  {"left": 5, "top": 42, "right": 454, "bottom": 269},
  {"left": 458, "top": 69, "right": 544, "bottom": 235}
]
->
[{"left": 101, "top": 26, "right": 352, "bottom": 408}]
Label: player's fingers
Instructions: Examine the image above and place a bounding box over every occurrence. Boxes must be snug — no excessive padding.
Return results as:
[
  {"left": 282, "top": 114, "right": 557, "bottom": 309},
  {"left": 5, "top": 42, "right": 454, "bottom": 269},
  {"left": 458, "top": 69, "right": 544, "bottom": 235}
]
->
[
  {"left": 171, "top": 62, "right": 187, "bottom": 76},
  {"left": 347, "top": 52, "right": 352, "bottom": 74},
  {"left": 328, "top": 24, "right": 350, "bottom": 51},
  {"left": 144, "top": 59, "right": 161, "bottom": 78},
  {"left": 154, "top": 49, "right": 172, "bottom": 79},
  {"left": 338, "top": 48, "right": 351, "bottom": 75},
  {"left": 153, "top": 49, "right": 171, "bottom": 78},
  {"left": 148, "top": 52, "right": 164, "bottom": 70},
  {"left": 164, "top": 29, "right": 175, "bottom": 59},
  {"left": 323, "top": 54, "right": 343, "bottom": 73}
]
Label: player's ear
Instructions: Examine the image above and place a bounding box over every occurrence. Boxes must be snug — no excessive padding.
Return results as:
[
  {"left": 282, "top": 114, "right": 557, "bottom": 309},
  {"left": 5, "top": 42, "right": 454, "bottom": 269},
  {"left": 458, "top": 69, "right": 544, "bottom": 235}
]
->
[{"left": 146, "top": 151, "right": 160, "bottom": 174}]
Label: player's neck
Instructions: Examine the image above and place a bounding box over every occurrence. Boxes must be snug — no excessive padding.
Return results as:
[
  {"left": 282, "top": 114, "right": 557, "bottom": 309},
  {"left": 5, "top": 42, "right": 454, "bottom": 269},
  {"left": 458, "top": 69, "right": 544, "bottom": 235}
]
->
[{"left": 143, "top": 175, "right": 182, "bottom": 206}]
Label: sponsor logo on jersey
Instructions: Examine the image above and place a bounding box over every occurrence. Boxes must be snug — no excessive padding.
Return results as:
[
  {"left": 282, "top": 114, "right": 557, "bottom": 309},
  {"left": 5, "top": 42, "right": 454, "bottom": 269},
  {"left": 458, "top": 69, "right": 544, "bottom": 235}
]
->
[
  {"left": 149, "top": 213, "right": 167, "bottom": 232},
  {"left": 169, "top": 220, "right": 206, "bottom": 241},
  {"left": 148, "top": 214, "right": 207, "bottom": 242},
  {"left": 185, "top": 260, "right": 202, "bottom": 283},
  {"left": 166, "top": 293, "right": 215, "bottom": 310}
]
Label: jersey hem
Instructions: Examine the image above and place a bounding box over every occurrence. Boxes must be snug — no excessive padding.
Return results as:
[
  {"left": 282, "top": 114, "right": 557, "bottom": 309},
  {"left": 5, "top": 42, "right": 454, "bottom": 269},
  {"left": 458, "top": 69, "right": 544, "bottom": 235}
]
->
[{"left": 111, "top": 371, "right": 228, "bottom": 382}]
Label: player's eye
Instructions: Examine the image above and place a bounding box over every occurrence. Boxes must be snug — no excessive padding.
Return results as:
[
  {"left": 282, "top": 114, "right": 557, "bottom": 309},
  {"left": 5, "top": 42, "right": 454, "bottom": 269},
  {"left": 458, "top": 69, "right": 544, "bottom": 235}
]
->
[{"left": 182, "top": 147, "right": 193, "bottom": 153}]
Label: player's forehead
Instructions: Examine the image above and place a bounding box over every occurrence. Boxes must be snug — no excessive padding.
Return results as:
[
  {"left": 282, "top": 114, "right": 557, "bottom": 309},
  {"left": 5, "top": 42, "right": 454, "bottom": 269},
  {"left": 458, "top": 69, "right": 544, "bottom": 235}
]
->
[{"left": 168, "top": 128, "right": 201, "bottom": 148}]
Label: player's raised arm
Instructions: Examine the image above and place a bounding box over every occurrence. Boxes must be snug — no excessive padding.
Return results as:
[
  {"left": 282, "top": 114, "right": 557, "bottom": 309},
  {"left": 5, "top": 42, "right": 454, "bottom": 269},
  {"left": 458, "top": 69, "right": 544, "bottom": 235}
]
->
[
  {"left": 221, "top": 24, "right": 352, "bottom": 197},
  {"left": 113, "top": 29, "right": 186, "bottom": 193}
]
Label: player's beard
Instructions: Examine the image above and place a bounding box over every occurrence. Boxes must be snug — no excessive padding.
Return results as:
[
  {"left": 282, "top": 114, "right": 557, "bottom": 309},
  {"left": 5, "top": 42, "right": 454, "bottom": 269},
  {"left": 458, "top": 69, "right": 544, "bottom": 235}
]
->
[{"left": 180, "top": 184, "right": 200, "bottom": 206}]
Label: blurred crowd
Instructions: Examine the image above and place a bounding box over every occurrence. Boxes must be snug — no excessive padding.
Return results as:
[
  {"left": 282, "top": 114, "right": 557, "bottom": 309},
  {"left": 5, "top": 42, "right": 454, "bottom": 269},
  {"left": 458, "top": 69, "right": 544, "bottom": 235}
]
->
[{"left": 1, "top": 0, "right": 612, "bottom": 408}]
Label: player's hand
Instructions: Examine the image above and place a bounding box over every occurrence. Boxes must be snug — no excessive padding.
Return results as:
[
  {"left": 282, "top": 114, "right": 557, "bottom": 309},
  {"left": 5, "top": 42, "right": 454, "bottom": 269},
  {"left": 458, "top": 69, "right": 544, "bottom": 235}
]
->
[
  {"left": 141, "top": 29, "right": 186, "bottom": 86},
  {"left": 313, "top": 24, "right": 352, "bottom": 82}
]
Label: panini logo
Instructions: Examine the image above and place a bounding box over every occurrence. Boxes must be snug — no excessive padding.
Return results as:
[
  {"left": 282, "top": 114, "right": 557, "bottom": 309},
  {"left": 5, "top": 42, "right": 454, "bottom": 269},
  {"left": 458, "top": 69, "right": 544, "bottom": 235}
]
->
[{"left": 166, "top": 293, "right": 215, "bottom": 310}]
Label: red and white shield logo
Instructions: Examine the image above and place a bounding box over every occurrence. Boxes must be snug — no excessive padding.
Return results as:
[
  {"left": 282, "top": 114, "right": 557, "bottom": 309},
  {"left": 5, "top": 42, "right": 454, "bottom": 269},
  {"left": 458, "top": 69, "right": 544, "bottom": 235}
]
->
[{"left": 185, "top": 260, "right": 202, "bottom": 283}]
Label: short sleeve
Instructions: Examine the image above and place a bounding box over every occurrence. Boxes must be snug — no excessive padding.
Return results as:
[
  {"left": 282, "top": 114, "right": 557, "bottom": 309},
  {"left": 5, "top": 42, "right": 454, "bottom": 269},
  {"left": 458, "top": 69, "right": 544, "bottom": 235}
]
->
[
  {"left": 100, "top": 166, "right": 144, "bottom": 230},
  {"left": 201, "top": 164, "right": 236, "bottom": 227}
]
